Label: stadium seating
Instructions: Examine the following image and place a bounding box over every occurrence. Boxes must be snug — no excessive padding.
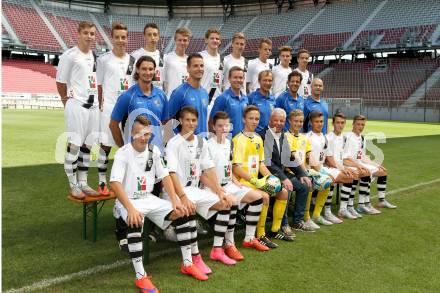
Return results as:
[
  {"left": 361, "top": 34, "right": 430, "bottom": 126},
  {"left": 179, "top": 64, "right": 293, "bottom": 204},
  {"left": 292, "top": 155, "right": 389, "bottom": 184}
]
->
[
  {"left": 322, "top": 59, "right": 440, "bottom": 105},
  {"left": 2, "top": 59, "right": 57, "bottom": 78},
  {"left": 3, "top": 0, "right": 440, "bottom": 55},
  {"left": 418, "top": 79, "right": 440, "bottom": 107},
  {"left": 2, "top": 0, "right": 61, "bottom": 51},
  {"left": 2, "top": 62, "right": 57, "bottom": 94}
]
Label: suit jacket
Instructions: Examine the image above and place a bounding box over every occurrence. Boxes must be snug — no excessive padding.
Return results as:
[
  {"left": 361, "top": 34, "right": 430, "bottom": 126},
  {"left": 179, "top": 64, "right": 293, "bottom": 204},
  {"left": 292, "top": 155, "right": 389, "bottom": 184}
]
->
[{"left": 258, "top": 127, "right": 307, "bottom": 180}]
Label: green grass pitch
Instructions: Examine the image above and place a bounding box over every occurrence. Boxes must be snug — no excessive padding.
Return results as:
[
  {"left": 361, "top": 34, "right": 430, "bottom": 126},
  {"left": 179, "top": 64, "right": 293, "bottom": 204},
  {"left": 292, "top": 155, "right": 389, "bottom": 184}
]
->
[{"left": 2, "top": 109, "right": 440, "bottom": 292}]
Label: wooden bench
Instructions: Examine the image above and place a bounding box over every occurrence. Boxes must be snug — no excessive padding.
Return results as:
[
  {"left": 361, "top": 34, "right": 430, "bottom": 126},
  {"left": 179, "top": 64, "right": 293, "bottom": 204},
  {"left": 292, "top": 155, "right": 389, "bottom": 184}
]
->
[{"left": 68, "top": 193, "right": 116, "bottom": 242}]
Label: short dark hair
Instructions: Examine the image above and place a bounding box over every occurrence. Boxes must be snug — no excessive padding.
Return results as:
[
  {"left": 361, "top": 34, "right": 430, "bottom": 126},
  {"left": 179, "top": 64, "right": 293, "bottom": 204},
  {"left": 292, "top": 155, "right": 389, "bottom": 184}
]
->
[
  {"left": 187, "top": 53, "right": 203, "bottom": 67},
  {"left": 353, "top": 114, "right": 366, "bottom": 123},
  {"left": 213, "top": 111, "right": 230, "bottom": 125},
  {"left": 297, "top": 49, "right": 310, "bottom": 59},
  {"left": 333, "top": 112, "right": 346, "bottom": 123},
  {"left": 144, "top": 23, "right": 159, "bottom": 35},
  {"left": 288, "top": 70, "right": 303, "bottom": 83},
  {"left": 243, "top": 105, "right": 259, "bottom": 118},
  {"left": 309, "top": 111, "right": 323, "bottom": 121},
  {"left": 133, "top": 56, "right": 156, "bottom": 81},
  {"left": 228, "top": 66, "right": 244, "bottom": 78},
  {"left": 134, "top": 115, "right": 151, "bottom": 127},
  {"left": 111, "top": 22, "right": 128, "bottom": 36},
  {"left": 179, "top": 106, "right": 198, "bottom": 119}
]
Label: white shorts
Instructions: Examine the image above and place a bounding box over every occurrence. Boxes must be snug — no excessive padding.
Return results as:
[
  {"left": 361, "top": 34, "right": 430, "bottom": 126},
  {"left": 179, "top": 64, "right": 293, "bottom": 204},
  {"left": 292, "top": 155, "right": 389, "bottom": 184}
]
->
[
  {"left": 64, "top": 98, "right": 99, "bottom": 146},
  {"left": 164, "top": 186, "right": 220, "bottom": 219},
  {"left": 99, "top": 104, "right": 116, "bottom": 147},
  {"left": 222, "top": 182, "right": 252, "bottom": 210},
  {"left": 359, "top": 162, "right": 379, "bottom": 175},
  {"left": 117, "top": 194, "right": 173, "bottom": 230},
  {"left": 321, "top": 166, "right": 341, "bottom": 181}
]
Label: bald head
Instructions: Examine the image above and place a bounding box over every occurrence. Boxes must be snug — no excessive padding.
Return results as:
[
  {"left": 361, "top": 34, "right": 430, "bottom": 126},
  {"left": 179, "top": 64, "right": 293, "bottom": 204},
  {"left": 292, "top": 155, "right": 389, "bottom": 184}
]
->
[{"left": 311, "top": 78, "right": 324, "bottom": 99}]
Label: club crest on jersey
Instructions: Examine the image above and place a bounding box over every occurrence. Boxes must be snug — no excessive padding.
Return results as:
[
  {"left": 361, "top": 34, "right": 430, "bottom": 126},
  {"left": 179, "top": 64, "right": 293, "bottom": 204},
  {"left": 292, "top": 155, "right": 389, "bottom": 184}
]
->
[
  {"left": 213, "top": 72, "right": 221, "bottom": 85},
  {"left": 120, "top": 78, "right": 129, "bottom": 91},
  {"left": 137, "top": 176, "right": 147, "bottom": 191},
  {"left": 88, "top": 75, "right": 96, "bottom": 89},
  {"left": 224, "top": 165, "right": 231, "bottom": 177},
  {"left": 155, "top": 69, "right": 161, "bottom": 82},
  {"left": 189, "top": 162, "right": 197, "bottom": 176},
  {"left": 154, "top": 99, "right": 161, "bottom": 107}
]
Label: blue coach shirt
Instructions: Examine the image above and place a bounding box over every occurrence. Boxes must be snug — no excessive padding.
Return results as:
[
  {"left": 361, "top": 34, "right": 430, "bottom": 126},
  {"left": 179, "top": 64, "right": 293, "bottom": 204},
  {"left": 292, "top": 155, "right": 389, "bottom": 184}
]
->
[
  {"left": 168, "top": 82, "right": 209, "bottom": 135},
  {"left": 275, "top": 90, "right": 304, "bottom": 131},
  {"left": 303, "top": 96, "right": 329, "bottom": 134},
  {"left": 248, "top": 89, "right": 276, "bottom": 133},
  {"left": 210, "top": 88, "right": 248, "bottom": 137},
  {"left": 111, "top": 83, "right": 168, "bottom": 149}
]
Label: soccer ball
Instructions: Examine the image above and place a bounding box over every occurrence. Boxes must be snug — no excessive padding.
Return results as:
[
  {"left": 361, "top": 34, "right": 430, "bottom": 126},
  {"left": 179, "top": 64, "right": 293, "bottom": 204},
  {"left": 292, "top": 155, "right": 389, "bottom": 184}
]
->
[
  {"left": 307, "top": 169, "right": 333, "bottom": 191},
  {"left": 262, "top": 175, "right": 282, "bottom": 196}
]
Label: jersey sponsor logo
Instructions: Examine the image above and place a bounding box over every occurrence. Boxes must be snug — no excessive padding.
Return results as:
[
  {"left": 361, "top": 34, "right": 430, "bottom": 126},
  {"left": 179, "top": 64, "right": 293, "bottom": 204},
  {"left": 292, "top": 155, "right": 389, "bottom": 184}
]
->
[
  {"left": 137, "top": 176, "right": 147, "bottom": 191},
  {"left": 224, "top": 164, "right": 231, "bottom": 178},
  {"left": 88, "top": 75, "right": 96, "bottom": 89},
  {"left": 120, "top": 78, "right": 129, "bottom": 91},
  {"left": 181, "top": 74, "right": 189, "bottom": 84},
  {"left": 155, "top": 69, "right": 161, "bottom": 82},
  {"left": 212, "top": 72, "right": 221, "bottom": 87}
]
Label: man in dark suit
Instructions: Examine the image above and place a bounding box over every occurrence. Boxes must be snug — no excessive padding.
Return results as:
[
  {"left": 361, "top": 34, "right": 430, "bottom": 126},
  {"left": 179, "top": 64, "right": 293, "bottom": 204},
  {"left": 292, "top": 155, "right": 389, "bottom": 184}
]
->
[{"left": 259, "top": 108, "right": 313, "bottom": 236}]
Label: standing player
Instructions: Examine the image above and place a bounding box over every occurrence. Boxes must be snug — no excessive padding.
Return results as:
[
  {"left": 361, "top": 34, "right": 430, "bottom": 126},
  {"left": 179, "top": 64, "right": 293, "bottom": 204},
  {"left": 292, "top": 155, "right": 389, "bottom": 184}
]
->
[
  {"left": 56, "top": 21, "right": 100, "bottom": 198},
  {"left": 96, "top": 22, "right": 133, "bottom": 195},
  {"left": 342, "top": 115, "right": 397, "bottom": 211},
  {"left": 294, "top": 49, "right": 313, "bottom": 97},
  {"left": 110, "top": 116, "right": 207, "bottom": 292},
  {"left": 110, "top": 56, "right": 168, "bottom": 150},
  {"left": 130, "top": 23, "right": 164, "bottom": 89},
  {"left": 272, "top": 46, "right": 293, "bottom": 97},
  {"left": 207, "top": 111, "right": 268, "bottom": 259},
  {"left": 168, "top": 53, "right": 209, "bottom": 135},
  {"left": 275, "top": 70, "right": 304, "bottom": 131},
  {"left": 165, "top": 106, "right": 236, "bottom": 273},
  {"left": 209, "top": 66, "right": 248, "bottom": 137},
  {"left": 246, "top": 38, "right": 273, "bottom": 94},
  {"left": 303, "top": 78, "right": 329, "bottom": 134},
  {"left": 222, "top": 32, "right": 247, "bottom": 93},
  {"left": 200, "top": 27, "right": 223, "bottom": 104},
  {"left": 232, "top": 105, "right": 289, "bottom": 249},
  {"left": 163, "top": 27, "right": 191, "bottom": 97},
  {"left": 248, "top": 70, "right": 276, "bottom": 133}
]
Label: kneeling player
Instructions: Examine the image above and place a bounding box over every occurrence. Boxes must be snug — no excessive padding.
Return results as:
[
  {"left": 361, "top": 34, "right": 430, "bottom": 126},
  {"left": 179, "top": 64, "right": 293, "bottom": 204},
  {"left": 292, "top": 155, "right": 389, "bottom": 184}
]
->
[
  {"left": 306, "top": 111, "right": 354, "bottom": 226},
  {"left": 110, "top": 116, "right": 203, "bottom": 292},
  {"left": 232, "top": 105, "right": 289, "bottom": 249},
  {"left": 343, "top": 115, "right": 396, "bottom": 212},
  {"left": 207, "top": 111, "right": 268, "bottom": 258},
  {"left": 165, "top": 106, "right": 236, "bottom": 276}
]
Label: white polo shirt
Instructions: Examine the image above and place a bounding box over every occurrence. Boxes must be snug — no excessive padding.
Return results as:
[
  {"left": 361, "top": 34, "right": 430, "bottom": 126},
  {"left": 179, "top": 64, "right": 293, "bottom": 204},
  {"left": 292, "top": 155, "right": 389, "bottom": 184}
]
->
[
  {"left": 294, "top": 68, "right": 313, "bottom": 97},
  {"left": 163, "top": 51, "right": 188, "bottom": 98},
  {"left": 131, "top": 48, "right": 163, "bottom": 89},
  {"left": 206, "top": 137, "right": 233, "bottom": 186},
  {"left": 272, "top": 64, "right": 292, "bottom": 97},
  {"left": 306, "top": 131, "right": 329, "bottom": 168},
  {"left": 222, "top": 54, "right": 247, "bottom": 93},
  {"left": 246, "top": 58, "right": 271, "bottom": 93},
  {"left": 200, "top": 50, "right": 222, "bottom": 98},
  {"left": 343, "top": 131, "right": 366, "bottom": 161}
]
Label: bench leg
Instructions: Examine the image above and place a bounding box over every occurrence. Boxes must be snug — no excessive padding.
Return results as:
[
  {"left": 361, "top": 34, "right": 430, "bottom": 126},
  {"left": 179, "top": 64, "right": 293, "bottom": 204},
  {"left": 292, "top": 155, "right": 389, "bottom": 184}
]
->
[
  {"left": 83, "top": 203, "right": 87, "bottom": 240},
  {"left": 92, "top": 202, "right": 98, "bottom": 242}
]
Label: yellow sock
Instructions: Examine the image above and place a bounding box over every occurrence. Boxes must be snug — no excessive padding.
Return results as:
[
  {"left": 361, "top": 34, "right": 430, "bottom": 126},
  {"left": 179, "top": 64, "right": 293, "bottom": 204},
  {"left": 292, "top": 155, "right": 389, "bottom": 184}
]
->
[
  {"left": 304, "top": 191, "right": 313, "bottom": 221},
  {"left": 256, "top": 204, "right": 269, "bottom": 237},
  {"left": 312, "top": 188, "right": 331, "bottom": 219},
  {"left": 271, "top": 199, "right": 287, "bottom": 232}
]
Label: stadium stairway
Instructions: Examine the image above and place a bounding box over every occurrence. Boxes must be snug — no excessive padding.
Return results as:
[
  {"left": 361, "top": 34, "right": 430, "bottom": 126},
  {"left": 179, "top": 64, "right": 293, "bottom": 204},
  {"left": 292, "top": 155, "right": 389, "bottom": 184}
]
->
[
  {"left": 286, "top": 8, "right": 325, "bottom": 47},
  {"left": 317, "top": 67, "right": 333, "bottom": 79},
  {"left": 29, "top": 0, "right": 67, "bottom": 50},
  {"left": 1, "top": 13, "right": 21, "bottom": 44},
  {"left": 343, "top": 0, "right": 388, "bottom": 50},
  {"left": 89, "top": 12, "right": 112, "bottom": 49},
  {"left": 403, "top": 66, "right": 440, "bottom": 107}
]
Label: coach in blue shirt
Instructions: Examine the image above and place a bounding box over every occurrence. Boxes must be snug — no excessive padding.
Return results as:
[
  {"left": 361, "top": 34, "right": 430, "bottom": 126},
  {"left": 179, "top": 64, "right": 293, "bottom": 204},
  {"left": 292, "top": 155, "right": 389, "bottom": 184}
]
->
[
  {"left": 303, "top": 78, "right": 329, "bottom": 134},
  {"left": 110, "top": 55, "right": 168, "bottom": 149},
  {"left": 168, "top": 53, "right": 209, "bottom": 135},
  {"left": 275, "top": 70, "right": 305, "bottom": 131},
  {"left": 209, "top": 66, "right": 248, "bottom": 137},
  {"left": 248, "top": 69, "right": 276, "bottom": 133}
]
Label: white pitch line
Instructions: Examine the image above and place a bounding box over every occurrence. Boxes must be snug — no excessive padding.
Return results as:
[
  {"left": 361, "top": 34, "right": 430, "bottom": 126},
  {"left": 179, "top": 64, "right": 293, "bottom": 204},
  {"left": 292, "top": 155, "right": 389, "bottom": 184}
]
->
[{"left": 6, "top": 178, "right": 440, "bottom": 293}]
